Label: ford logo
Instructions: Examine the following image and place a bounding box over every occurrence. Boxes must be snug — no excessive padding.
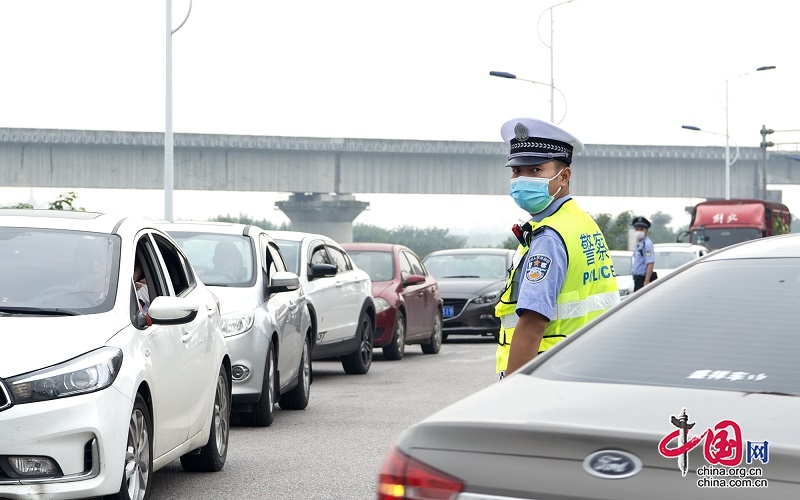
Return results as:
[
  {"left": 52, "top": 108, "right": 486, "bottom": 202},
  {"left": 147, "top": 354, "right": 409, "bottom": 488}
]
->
[{"left": 582, "top": 450, "right": 643, "bottom": 479}]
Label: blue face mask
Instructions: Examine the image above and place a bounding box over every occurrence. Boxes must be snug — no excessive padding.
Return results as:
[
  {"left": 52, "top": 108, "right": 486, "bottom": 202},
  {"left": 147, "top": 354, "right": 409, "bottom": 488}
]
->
[{"left": 510, "top": 170, "right": 563, "bottom": 214}]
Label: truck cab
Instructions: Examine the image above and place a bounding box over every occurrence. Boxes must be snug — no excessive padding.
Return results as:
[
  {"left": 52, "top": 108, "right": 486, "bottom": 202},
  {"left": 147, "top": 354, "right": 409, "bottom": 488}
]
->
[{"left": 679, "top": 199, "right": 792, "bottom": 251}]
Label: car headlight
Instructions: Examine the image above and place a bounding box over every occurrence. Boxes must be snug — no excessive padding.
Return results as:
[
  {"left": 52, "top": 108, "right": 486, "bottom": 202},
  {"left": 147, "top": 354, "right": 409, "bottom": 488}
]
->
[
  {"left": 7, "top": 347, "right": 123, "bottom": 404},
  {"left": 220, "top": 311, "right": 255, "bottom": 337},
  {"left": 374, "top": 297, "right": 391, "bottom": 314},
  {"left": 472, "top": 289, "right": 505, "bottom": 305}
]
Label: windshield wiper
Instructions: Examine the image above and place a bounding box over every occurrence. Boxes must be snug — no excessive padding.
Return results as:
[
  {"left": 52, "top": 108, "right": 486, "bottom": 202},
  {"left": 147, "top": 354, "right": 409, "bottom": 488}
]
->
[
  {"left": 440, "top": 275, "right": 481, "bottom": 279},
  {"left": 0, "top": 306, "right": 81, "bottom": 316},
  {"left": 741, "top": 390, "right": 797, "bottom": 398}
]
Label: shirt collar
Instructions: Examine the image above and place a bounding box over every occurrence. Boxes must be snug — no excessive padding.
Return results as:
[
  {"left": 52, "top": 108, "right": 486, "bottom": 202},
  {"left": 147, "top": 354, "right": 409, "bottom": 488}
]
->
[{"left": 531, "top": 195, "right": 572, "bottom": 223}]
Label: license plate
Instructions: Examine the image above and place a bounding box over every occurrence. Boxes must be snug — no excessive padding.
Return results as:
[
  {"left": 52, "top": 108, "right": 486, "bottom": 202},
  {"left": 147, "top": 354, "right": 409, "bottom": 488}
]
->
[{"left": 443, "top": 306, "right": 455, "bottom": 318}]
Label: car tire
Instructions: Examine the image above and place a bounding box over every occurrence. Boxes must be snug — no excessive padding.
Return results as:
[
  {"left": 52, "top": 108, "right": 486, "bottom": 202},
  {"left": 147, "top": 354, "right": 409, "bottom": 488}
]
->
[
  {"left": 341, "top": 311, "right": 373, "bottom": 374},
  {"left": 106, "top": 393, "right": 152, "bottom": 500},
  {"left": 382, "top": 310, "right": 405, "bottom": 361},
  {"left": 240, "top": 341, "right": 276, "bottom": 427},
  {"left": 421, "top": 311, "right": 443, "bottom": 355},
  {"left": 180, "top": 365, "right": 230, "bottom": 472},
  {"left": 279, "top": 332, "right": 311, "bottom": 410}
]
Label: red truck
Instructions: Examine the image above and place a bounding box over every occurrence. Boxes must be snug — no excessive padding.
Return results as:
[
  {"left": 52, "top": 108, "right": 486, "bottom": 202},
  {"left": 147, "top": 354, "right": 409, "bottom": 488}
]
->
[{"left": 678, "top": 199, "right": 792, "bottom": 251}]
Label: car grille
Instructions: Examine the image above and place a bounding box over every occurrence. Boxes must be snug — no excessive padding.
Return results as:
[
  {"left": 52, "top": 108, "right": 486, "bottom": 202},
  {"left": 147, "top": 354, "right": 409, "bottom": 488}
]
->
[
  {"left": 443, "top": 298, "right": 468, "bottom": 316},
  {"left": 0, "top": 379, "right": 10, "bottom": 412}
]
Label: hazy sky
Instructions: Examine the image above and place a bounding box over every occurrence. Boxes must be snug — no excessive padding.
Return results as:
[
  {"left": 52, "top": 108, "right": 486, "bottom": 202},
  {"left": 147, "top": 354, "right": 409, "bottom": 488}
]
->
[{"left": 1, "top": 0, "right": 799, "bottom": 236}]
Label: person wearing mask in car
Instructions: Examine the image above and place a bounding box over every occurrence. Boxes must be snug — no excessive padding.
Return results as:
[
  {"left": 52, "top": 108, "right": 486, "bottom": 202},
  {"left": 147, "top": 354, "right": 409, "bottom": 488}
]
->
[
  {"left": 631, "top": 216, "right": 655, "bottom": 292},
  {"left": 495, "top": 118, "right": 620, "bottom": 380}
]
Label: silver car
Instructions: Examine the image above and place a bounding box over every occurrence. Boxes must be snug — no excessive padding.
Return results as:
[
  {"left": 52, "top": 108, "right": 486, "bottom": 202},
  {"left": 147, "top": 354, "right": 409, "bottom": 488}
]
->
[
  {"left": 378, "top": 234, "right": 800, "bottom": 499},
  {"left": 163, "top": 222, "right": 312, "bottom": 427}
]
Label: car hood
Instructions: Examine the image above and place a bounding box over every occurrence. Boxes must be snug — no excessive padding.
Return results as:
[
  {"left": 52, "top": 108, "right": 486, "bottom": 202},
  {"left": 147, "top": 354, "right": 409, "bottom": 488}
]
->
[
  {"left": 206, "top": 285, "right": 260, "bottom": 315},
  {"left": 371, "top": 281, "right": 397, "bottom": 298},
  {"left": 0, "top": 314, "right": 126, "bottom": 378},
  {"left": 399, "top": 375, "right": 799, "bottom": 482},
  {"left": 435, "top": 278, "right": 505, "bottom": 297}
]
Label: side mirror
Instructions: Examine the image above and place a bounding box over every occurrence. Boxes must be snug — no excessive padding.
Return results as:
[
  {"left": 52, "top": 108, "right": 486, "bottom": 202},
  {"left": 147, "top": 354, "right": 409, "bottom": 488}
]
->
[
  {"left": 403, "top": 274, "right": 426, "bottom": 286},
  {"left": 269, "top": 271, "right": 300, "bottom": 293},
  {"left": 676, "top": 230, "right": 689, "bottom": 243},
  {"left": 310, "top": 263, "right": 337, "bottom": 279},
  {"left": 147, "top": 296, "right": 199, "bottom": 324}
]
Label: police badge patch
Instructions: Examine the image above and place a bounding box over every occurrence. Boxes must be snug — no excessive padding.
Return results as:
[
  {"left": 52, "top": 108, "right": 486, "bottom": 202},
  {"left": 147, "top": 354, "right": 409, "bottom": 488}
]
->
[{"left": 525, "top": 254, "right": 552, "bottom": 283}]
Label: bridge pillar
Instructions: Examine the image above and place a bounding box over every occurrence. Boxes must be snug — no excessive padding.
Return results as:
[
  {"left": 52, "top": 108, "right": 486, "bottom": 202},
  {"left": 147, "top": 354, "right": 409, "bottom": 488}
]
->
[{"left": 275, "top": 193, "right": 369, "bottom": 243}]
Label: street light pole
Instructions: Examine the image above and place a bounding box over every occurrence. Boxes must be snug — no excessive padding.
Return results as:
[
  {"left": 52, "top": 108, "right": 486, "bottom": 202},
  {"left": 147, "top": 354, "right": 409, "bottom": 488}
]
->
[
  {"left": 538, "top": 0, "right": 576, "bottom": 124},
  {"left": 724, "top": 65, "right": 776, "bottom": 200},
  {"left": 164, "top": 0, "right": 192, "bottom": 222}
]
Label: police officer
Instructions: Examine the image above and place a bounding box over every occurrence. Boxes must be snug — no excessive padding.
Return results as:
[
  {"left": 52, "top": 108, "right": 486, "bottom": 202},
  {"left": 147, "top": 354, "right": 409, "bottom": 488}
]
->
[
  {"left": 631, "top": 216, "right": 655, "bottom": 291},
  {"left": 496, "top": 118, "right": 620, "bottom": 380}
]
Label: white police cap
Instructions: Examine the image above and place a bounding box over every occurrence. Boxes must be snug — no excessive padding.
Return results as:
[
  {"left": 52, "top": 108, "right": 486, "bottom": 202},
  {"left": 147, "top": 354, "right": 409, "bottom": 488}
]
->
[{"left": 500, "top": 117, "right": 584, "bottom": 167}]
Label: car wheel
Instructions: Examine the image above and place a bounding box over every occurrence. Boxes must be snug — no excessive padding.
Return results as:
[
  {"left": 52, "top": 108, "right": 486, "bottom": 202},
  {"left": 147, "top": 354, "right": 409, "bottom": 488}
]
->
[
  {"left": 382, "top": 310, "right": 405, "bottom": 361},
  {"left": 421, "top": 311, "right": 443, "bottom": 355},
  {"left": 180, "top": 365, "right": 230, "bottom": 472},
  {"left": 106, "top": 394, "right": 152, "bottom": 500},
  {"left": 240, "top": 341, "right": 276, "bottom": 427},
  {"left": 279, "top": 331, "right": 312, "bottom": 410},
  {"left": 341, "top": 311, "right": 373, "bottom": 374}
]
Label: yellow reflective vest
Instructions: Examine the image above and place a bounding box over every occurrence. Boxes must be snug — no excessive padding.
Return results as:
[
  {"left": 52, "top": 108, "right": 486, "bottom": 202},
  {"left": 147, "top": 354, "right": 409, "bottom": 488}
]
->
[{"left": 495, "top": 199, "right": 620, "bottom": 373}]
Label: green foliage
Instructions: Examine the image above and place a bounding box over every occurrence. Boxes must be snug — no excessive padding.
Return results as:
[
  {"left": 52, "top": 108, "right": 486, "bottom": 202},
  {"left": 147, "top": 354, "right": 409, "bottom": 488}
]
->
[
  {"left": 48, "top": 191, "right": 85, "bottom": 211},
  {"left": 210, "top": 214, "right": 291, "bottom": 230},
  {"left": 593, "top": 210, "right": 633, "bottom": 250},
  {"left": 1, "top": 202, "right": 33, "bottom": 209},
  {"left": 500, "top": 236, "right": 519, "bottom": 250},
  {"left": 353, "top": 224, "right": 467, "bottom": 258}
]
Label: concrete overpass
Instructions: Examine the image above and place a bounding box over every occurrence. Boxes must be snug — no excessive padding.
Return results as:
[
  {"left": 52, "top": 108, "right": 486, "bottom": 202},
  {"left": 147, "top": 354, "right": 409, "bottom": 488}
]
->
[{"left": 1, "top": 128, "right": 798, "bottom": 241}]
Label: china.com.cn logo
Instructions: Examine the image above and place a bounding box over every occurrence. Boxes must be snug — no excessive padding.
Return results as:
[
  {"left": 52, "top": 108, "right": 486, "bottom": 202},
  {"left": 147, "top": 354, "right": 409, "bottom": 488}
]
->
[{"left": 658, "top": 408, "right": 769, "bottom": 477}]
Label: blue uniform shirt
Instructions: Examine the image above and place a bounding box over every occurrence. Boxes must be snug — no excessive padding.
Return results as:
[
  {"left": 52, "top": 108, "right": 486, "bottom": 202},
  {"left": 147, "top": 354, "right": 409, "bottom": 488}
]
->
[
  {"left": 632, "top": 236, "right": 655, "bottom": 275},
  {"left": 516, "top": 196, "right": 570, "bottom": 320}
]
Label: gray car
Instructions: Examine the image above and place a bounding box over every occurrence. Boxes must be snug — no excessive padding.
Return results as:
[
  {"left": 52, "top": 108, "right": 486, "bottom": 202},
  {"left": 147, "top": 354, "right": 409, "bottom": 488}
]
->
[
  {"left": 422, "top": 248, "right": 514, "bottom": 341},
  {"left": 379, "top": 234, "right": 800, "bottom": 499},
  {"left": 162, "top": 222, "right": 313, "bottom": 427}
]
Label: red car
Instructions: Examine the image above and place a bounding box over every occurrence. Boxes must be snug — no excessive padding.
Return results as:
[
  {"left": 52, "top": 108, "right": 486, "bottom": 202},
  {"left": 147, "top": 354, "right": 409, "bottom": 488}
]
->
[{"left": 341, "top": 243, "right": 443, "bottom": 360}]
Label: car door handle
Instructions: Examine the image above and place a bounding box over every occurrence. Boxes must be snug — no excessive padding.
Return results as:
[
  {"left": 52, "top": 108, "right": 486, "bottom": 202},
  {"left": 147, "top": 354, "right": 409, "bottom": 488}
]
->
[
  {"left": 181, "top": 330, "right": 194, "bottom": 343},
  {"left": 335, "top": 281, "right": 344, "bottom": 287}
]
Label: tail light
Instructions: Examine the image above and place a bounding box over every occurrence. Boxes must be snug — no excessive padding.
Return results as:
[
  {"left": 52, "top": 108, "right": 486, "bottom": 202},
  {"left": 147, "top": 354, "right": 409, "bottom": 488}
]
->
[{"left": 377, "top": 447, "right": 464, "bottom": 500}]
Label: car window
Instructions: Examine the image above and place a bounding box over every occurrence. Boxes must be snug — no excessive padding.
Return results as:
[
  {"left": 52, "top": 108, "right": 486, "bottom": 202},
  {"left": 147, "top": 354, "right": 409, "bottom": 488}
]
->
[
  {"left": 266, "top": 240, "right": 288, "bottom": 278},
  {"left": 327, "top": 245, "right": 352, "bottom": 273},
  {"left": 310, "top": 243, "right": 331, "bottom": 266},
  {"left": 534, "top": 259, "right": 800, "bottom": 396},
  {"left": 273, "top": 239, "right": 300, "bottom": 275},
  {"left": 423, "top": 254, "right": 508, "bottom": 279},
  {"left": 398, "top": 251, "right": 413, "bottom": 280},
  {"left": 153, "top": 234, "right": 195, "bottom": 296},
  {"left": 610, "top": 253, "right": 632, "bottom": 276},
  {"left": 654, "top": 250, "right": 697, "bottom": 269},
  {"left": 349, "top": 250, "right": 394, "bottom": 281},
  {"left": 0, "top": 227, "right": 119, "bottom": 313},
  {"left": 169, "top": 231, "right": 254, "bottom": 286},
  {"left": 403, "top": 251, "right": 425, "bottom": 276}
]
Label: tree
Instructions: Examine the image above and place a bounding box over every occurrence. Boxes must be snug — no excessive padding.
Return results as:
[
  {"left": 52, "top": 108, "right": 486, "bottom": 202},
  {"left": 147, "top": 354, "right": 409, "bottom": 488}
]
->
[
  {"left": 353, "top": 224, "right": 467, "bottom": 258},
  {"left": 647, "top": 211, "right": 677, "bottom": 243},
  {"left": 593, "top": 210, "right": 633, "bottom": 250},
  {"left": 48, "top": 191, "right": 85, "bottom": 211},
  {"left": 211, "top": 214, "right": 290, "bottom": 230},
  {"left": 1, "top": 202, "right": 33, "bottom": 209}
]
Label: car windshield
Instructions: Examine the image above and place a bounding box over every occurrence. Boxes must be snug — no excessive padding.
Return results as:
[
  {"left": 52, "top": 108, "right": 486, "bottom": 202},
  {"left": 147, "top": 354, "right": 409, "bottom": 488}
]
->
[
  {"left": 348, "top": 250, "right": 394, "bottom": 281},
  {"left": 534, "top": 258, "right": 800, "bottom": 396},
  {"left": 654, "top": 250, "right": 697, "bottom": 269},
  {"left": 169, "top": 232, "right": 254, "bottom": 286},
  {"left": 273, "top": 239, "right": 300, "bottom": 275},
  {"left": 0, "top": 228, "right": 119, "bottom": 314},
  {"left": 424, "top": 254, "right": 508, "bottom": 279},
  {"left": 691, "top": 228, "right": 760, "bottom": 251},
  {"left": 610, "top": 253, "right": 632, "bottom": 276}
]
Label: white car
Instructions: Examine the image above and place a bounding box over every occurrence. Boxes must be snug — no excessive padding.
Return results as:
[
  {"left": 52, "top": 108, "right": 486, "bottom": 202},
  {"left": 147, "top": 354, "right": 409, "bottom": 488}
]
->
[
  {"left": 269, "top": 231, "right": 376, "bottom": 375},
  {"left": 0, "top": 210, "right": 231, "bottom": 500},
  {"left": 162, "top": 221, "right": 313, "bottom": 427},
  {"left": 652, "top": 243, "right": 709, "bottom": 278},
  {"left": 609, "top": 249, "right": 634, "bottom": 298}
]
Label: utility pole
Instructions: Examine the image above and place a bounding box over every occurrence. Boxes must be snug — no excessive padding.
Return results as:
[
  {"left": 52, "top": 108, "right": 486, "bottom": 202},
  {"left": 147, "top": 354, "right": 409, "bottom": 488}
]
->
[{"left": 760, "top": 125, "right": 774, "bottom": 201}]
